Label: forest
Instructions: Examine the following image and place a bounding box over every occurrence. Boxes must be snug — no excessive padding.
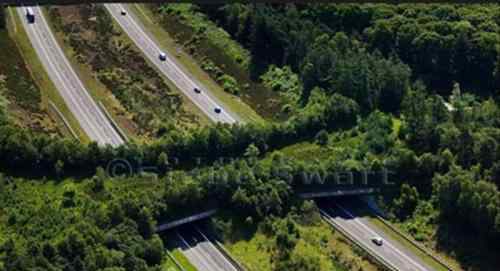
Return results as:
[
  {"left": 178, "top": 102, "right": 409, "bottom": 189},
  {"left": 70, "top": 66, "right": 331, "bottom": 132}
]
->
[{"left": 1, "top": 3, "right": 500, "bottom": 271}]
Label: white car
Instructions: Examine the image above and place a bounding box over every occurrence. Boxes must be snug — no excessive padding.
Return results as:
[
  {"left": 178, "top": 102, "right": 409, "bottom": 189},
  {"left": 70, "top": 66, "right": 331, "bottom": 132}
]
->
[
  {"left": 159, "top": 52, "right": 167, "bottom": 61},
  {"left": 372, "top": 236, "right": 383, "bottom": 246},
  {"left": 120, "top": 9, "right": 127, "bottom": 16}
]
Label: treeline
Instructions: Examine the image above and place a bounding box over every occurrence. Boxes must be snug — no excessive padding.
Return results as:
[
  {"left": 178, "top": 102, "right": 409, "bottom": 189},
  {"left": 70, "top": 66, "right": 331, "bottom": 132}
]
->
[
  {"left": 204, "top": 4, "right": 500, "bottom": 98},
  {"left": 385, "top": 88, "right": 500, "bottom": 248},
  {"left": 0, "top": 92, "right": 358, "bottom": 178},
  {"left": 0, "top": 137, "right": 383, "bottom": 271},
  {"left": 0, "top": 119, "right": 398, "bottom": 271},
  {"left": 0, "top": 174, "right": 165, "bottom": 271},
  {"left": 201, "top": 4, "right": 411, "bottom": 113}
]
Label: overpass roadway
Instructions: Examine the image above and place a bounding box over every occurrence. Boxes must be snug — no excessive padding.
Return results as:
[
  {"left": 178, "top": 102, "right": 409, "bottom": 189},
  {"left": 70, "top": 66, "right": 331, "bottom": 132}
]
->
[
  {"left": 105, "top": 4, "right": 240, "bottom": 124},
  {"left": 17, "top": 6, "right": 124, "bottom": 146},
  {"left": 319, "top": 199, "right": 434, "bottom": 271}
]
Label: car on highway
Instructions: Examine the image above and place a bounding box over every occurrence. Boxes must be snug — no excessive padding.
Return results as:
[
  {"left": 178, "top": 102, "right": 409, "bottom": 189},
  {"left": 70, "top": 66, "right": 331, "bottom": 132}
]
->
[
  {"left": 120, "top": 9, "right": 127, "bottom": 16},
  {"left": 372, "top": 236, "right": 384, "bottom": 246},
  {"left": 159, "top": 52, "right": 167, "bottom": 61},
  {"left": 26, "top": 7, "right": 35, "bottom": 23},
  {"left": 214, "top": 107, "right": 222, "bottom": 114},
  {"left": 194, "top": 87, "right": 201, "bottom": 94}
]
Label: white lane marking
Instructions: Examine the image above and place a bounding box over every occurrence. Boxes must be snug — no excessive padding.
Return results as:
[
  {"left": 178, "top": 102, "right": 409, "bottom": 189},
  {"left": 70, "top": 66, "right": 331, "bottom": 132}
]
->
[
  {"left": 320, "top": 208, "right": 405, "bottom": 270},
  {"left": 194, "top": 226, "right": 238, "bottom": 271},
  {"left": 107, "top": 4, "right": 237, "bottom": 123},
  {"left": 134, "top": 4, "right": 153, "bottom": 25},
  {"left": 107, "top": 4, "right": 225, "bottom": 122},
  {"left": 176, "top": 230, "right": 219, "bottom": 271},
  {"left": 18, "top": 7, "right": 102, "bottom": 142},
  {"left": 37, "top": 7, "right": 123, "bottom": 146},
  {"left": 176, "top": 231, "right": 213, "bottom": 271},
  {"left": 334, "top": 203, "right": 429, "bottom": 271}
]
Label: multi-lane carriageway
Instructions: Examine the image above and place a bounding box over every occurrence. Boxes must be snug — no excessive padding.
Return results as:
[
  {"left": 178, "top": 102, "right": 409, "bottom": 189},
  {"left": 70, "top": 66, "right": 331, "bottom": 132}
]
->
[
  {"left": 18, "top": 4, "right": 439, "bottom": 271},
  {"left": 17, "top": 6, "right": 124, "bottom": 146},
  {"left": 18, "top": 5, "right": 239, "bottom": 147}
]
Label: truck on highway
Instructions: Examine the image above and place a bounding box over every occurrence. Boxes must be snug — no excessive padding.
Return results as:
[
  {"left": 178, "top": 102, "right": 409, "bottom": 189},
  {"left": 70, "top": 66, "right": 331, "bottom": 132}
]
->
[{"left": 26, "top": 7, "right": 35, "bottom": 24}]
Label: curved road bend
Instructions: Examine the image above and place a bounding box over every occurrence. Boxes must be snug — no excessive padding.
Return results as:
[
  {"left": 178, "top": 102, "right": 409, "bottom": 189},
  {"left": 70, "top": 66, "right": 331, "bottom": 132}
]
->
[
  {"left": 319, "top": 199, "right": 435, "bottom": 271},
  {"left": 17, "top": 6, "right": 124, "bottom": 146},
  {"left": 105, "top": 4, "right": 240, "bottom": 124},
  {"left": 175, "top": 224, "right": 238, "bottom": 271}
]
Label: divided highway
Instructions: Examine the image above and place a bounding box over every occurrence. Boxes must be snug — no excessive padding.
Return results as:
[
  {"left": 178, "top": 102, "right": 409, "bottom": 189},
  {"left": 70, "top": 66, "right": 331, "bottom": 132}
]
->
[
  {"left": 319, "top": 199, "right": 434, "bottom": 271},
  {"left": 105, "top": 4, "right": 239, "bottom": 124},
  {"left": 17, "top": 6, "right": 124, "bottom": 146},
  {"left": 175, "top": 224, "right": 239, "bottom": 271}
]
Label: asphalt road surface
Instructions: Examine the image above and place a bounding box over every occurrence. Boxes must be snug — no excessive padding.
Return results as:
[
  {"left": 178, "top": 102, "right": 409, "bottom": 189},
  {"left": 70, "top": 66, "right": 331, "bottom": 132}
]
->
[
  {"left": 105, "top": 4, "right": 239, "bottom": 124},
  {"left": 17, "top": 6, "right": 124, "bottom": 146},
  {"left": 319, "top": 199, "right": 435, "bottom": 271},
  {"left": 175, "top": 225, "right": 238, "bottom": 271}
]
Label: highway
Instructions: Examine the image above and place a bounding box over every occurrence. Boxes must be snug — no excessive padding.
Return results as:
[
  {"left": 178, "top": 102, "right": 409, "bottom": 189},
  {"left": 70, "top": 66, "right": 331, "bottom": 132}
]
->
[
  {"left": 175, "top": 224, "right": 238, "bottom": 271},
  {"left": 17, "top": 6, "right": 124, "bottom": 146},
  {"left": 105, "top": 4, "right": 239, "bottom": 124},
  {"left": 319, "top": 199, "right": 434, "bottom": 271}
]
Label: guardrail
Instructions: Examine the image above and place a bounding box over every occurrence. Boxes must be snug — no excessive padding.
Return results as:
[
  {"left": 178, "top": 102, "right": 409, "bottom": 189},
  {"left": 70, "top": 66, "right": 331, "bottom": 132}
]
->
[
  {"left": 361, "top": 199, "right": 455, "bottom": 271},
  {"left": 212, "top": 238, "right": 247, "bottom": 271},
  {"left": 97, "top": 101, "right": 128, "bottom": 142},
  {"left": 166, "top": 250, "right": 187, "bottom": 271},
  {"left": 48, "top": 100, "right": 78, "bottom": 140},
  {"left": 319, "top": 209, "right": 398, "bottom": 271},
  {"left": 194, "top": 226, "right": 246, "bottom": 271}
]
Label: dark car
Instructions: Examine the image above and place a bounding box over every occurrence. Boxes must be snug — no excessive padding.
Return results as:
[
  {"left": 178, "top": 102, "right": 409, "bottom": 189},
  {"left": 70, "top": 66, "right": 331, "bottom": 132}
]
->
[
  {"left": 214, "top": 107, "right": 222, "bottom": 114},
  {"left": 194, "top": 87, "right": 201, "bottom": 94},
  {"left": 159, "top": 52, "right": 167, "bottom": 61}
]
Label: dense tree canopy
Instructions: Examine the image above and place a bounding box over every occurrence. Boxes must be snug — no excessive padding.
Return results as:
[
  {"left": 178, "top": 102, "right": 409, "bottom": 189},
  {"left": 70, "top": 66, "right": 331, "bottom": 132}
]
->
[{"left": 202, "top": 3, "right": 500, "bottom": 101}]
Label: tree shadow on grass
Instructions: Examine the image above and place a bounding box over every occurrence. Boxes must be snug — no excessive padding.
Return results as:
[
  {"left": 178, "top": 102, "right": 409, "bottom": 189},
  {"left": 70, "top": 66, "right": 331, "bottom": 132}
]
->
[{"left": 434, "top": 222, "right": 500, "bottom": 271}]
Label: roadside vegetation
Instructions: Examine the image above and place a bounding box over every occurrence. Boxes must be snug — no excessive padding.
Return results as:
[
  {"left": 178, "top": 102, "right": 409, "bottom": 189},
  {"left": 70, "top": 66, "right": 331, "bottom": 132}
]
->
[
  {"left": 47, "top": 4, "right": 206, "bottom": 140},
  {"left": 212, "top": 209, "right": 379, "bottom": 271},
  {"left": 144, "top": 4, "right": 285, "bottom": 121},
  {"left": 2, "top": 4, "right": 500, "bottom": 271},
  {"left": 128, "top": 4, "right": 263, "bottom": 124},
  {"left": 0, "top": 30, "right": 59, "bottom": 135},
  {"left": 0, "top": 7, "right": 89, "bottom": 139}
]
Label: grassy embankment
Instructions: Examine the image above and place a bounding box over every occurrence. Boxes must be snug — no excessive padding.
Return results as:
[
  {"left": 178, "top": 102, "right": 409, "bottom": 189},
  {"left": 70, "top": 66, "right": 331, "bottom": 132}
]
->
[
  {"left": 6, "top": 7, "right": 88, "bottom": 141},
  {"left": 105, "top": 7, "right": 211, "bottom": 130},
  {"left": 130, "top": 4, "right": 271, "bottom": 123},
  {"left": 44, "top": 5, "right": 213, "bottom": 141},
  {"left": 42, "top": 6, "right": 138, "bottom": 140},
  {"left": 349, "top": 202, "right": 456, "bottom": 271},
  {"left": 214, "top": 212, "right": 379, "bottom": 271},
  {"left": 269, "top": 121, "right": 467, "bottom": 271}
]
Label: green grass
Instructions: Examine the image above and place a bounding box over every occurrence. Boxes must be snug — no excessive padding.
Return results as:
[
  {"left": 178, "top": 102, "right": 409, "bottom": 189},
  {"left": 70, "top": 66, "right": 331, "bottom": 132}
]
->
[
  {"left": 170, "top": 249, "right": 198, "bottom": 271},
  {"left": 155, "top": 4, "right": 250, "bottom": 70},
  {"left": 225, "top": 230, "right": 273, "bottom": 270},
  {"left": 161, "top": 254, "right": 182, "bottom": 271},
  {"left": 7, "top": 7, "right": 88, "bottom": 142},
  {"left": 108, "top": 10, "right": 210, "bottom": 128},
  {"left": 214, "top": 212, "right": 378, "bottom": 271},
  {"left": 349, "top": 202, "right": 452, "bottom": 271},
  {"left": 128, "top": 4, "right": 265, "bottom": 124},
  {"left": 263, "top": 130, "right": 364, "bottom": 165},
  {"left": 41, "top": 7, "right": 136, "bottom": 141}
]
